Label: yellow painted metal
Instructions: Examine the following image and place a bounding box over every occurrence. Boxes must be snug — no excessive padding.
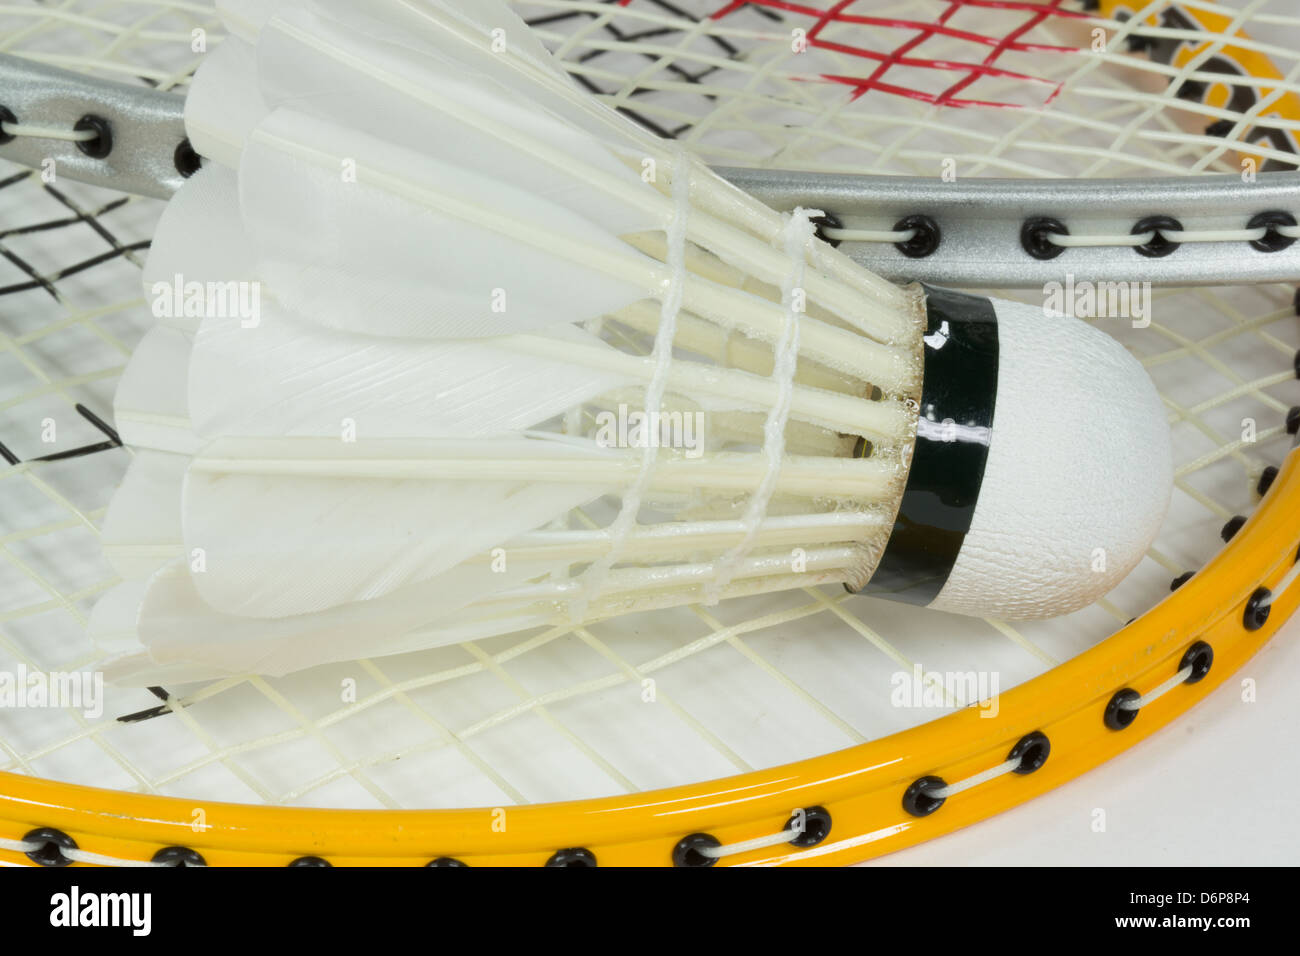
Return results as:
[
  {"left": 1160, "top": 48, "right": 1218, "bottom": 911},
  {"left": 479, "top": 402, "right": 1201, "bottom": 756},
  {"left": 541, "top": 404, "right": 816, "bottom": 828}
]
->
[
  {"left": 1, "top": 446, "right": 1296, "bottom": 867},
  {"left": 1096, "top": 1, "right": 1300, "bottom": 164}
]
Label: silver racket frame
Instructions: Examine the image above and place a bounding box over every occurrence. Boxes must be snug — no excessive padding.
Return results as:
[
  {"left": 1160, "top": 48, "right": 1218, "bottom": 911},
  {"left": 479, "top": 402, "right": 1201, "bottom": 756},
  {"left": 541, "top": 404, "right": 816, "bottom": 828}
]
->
[
  {"left": 722, "top": 166, "right": 1300, "bottom": 288},
  {"left": 0, "top": 53, "right": 190, "bottom": 199},
  {"left": 3, "top": 53, "right": 1299, "bottom": 288}
]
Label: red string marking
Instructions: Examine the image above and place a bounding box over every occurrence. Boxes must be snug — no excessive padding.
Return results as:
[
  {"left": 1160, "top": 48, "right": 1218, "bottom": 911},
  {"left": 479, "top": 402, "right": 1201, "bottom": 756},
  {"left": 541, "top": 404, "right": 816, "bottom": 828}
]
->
[
  {"left": 686, "top": 0, "right": 1091, "bottom": 109},
  {"left": 935, "top": 0, "right": 1076, "bottom": 107}
]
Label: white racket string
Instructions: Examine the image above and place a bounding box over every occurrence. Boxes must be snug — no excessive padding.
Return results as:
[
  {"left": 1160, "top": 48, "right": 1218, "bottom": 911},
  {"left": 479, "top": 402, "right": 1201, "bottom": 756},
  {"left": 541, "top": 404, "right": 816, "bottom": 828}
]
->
[
  {"left": 1119, "top": 665, "right": 1197, "bottom": 710},
  {"left": 925, "top": 757, "right": 1025, "bottom": 800},
  {"left": 0, "top": 120, "right": 97, "bottom": 143},
  {"left": 1259, "top": 560, "right": 1300, "bottom": 608},
  {"left": 0, "top": 834, "right": 173, "bottom": 867}
]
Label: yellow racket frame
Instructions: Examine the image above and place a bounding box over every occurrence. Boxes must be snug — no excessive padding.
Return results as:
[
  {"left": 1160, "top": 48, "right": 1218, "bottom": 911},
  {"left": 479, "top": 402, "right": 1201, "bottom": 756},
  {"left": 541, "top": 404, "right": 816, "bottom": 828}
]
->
[
  {"left": 1, "top": 445, "right": 1296, "bottom": 866},
  {"left": 1099, "top": 1, "right": 1300, "bottom": 161}
]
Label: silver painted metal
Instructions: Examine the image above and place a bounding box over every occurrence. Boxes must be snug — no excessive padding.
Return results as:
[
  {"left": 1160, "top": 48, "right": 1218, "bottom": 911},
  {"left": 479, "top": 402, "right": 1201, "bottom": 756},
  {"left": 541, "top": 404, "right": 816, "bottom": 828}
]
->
[
  {"left": 718, "top": 167, "right": 1300, "bottom": 288},
  {"left": 3, "top": 52, "right": 1298, "bottom": 288},
  {"left": 0, "top": 53, "right": 188, "bottom": 200}
]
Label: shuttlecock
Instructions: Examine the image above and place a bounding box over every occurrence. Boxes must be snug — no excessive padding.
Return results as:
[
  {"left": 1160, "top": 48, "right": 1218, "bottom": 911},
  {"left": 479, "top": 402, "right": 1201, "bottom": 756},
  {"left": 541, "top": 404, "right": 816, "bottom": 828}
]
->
[{"left": 90, "top": 0, "right": 1173, "bottom": 684}]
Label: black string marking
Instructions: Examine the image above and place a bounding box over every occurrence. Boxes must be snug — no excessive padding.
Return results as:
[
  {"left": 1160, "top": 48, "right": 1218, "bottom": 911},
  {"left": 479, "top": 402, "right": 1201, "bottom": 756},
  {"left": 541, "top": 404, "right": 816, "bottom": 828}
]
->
[{"left": 116, "top": 686, "right": 177, "bottom": 724}]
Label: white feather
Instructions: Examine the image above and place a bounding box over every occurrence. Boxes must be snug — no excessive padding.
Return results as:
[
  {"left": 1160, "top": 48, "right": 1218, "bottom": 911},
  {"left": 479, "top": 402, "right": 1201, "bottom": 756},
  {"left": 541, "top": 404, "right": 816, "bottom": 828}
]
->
[
  {"left": 182, "top": 436, "right": 615, "bottom": 617},
  {"left": 188, "top": 313, "right": 635, "bottom": 440},
  {"left": 142, "top": 164, "right": 256, "bottom": 324},
  {"left": 251, "top": 0, "right": 652, "bottom": 231},
  {"left": 238, "top": 108, "right": 661, "bottom": 338},
  {"left": 99, "top": 450, "right": 188, "bottom": 580},
  {"left": 215, "top": 0, "right": 277, "bottom": 43},
  {"left": 184, "top": 37, "right": 268, "bottom": 170},
  {"left": 100, "top": 555, "right": 575, "bottom": 681},
  {"left": 112, "top": 326, "right": 200, "bottom": 455}
]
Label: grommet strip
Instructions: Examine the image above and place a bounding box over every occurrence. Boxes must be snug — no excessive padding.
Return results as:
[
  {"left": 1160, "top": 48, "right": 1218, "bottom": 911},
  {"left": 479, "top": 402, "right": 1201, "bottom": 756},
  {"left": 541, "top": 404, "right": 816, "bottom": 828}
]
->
[
  {"left": 1117, "top": 662, "right": 1197, "bottom": 711},
  {"left": 892, "top": 214, "right": 941, "bottom": 258},
  {"left": 1022, "top": 216, "right": 1069, "bottom": 259},
  {"left": 900, "top": 731, "right": 1050, "bottom": 820},
  {"left": 72, "top": 113, "right": 112, "bottom": 158},
  {"left": 1039, "top": 217, "right": 1300, "bottom": 251},
  {"left": 1222, "top": 515, "right": 1248, "bottom": 541},
  {"left": 545, "top": 847, "right": 597, "bottom": 867},
  {"left": 1261, "top": 552, "right": 1300, "bottom": 603},
  {"left": 814, "top": 215, "right": 1300, "bottom": 253},
  {"left": 672, "top": 833, "right": 721, "bottom": 867},
  {"left": 0, "top": 113, "right": 99, "bottom": 144},
  {"left": 1108, "top": 638, "right": 1223, "bottom": 731},
  {"left": 679, "top": 804, "right": 835, "bottom": 863},
  {"left": 0, "top": 52, "right": 194, "bottom": 199},
  {"left": 0, "top": 833, "right": 183, "bottom": 867},
  {"left": 821, "top": 223, "right": 917, "bottom": 244},
  {"left": 923, "top": 730, "right": 1051, "bottom": 801},
  {"left": 1131, "top": 215, "right": 1183, "bottom": 257},
  {"left": 17, "top": 828, "right": 76, "bottom": 867},
  {"left": 151, "top": 846, "right": 206, "bottom": 867}
]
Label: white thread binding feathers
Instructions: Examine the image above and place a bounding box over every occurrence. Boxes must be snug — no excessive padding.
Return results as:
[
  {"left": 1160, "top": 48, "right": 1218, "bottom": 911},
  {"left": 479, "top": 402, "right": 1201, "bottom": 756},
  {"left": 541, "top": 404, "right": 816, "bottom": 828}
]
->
[{"left": 90, "top": 0, "right": 1173, "bottom": 684}]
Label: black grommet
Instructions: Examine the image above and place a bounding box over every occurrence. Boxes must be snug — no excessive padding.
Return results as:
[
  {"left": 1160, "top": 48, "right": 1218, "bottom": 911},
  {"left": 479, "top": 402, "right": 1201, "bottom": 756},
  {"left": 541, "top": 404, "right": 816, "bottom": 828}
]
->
[
  {"left": 1116, "top": 13, "right": 1155, "bottom": 53},
  {"left": 852, "top": 436, "right": 873, "bottom": 458},
  {"left": 1243, "top": 587, "right": 1272, "bottom": 631},
  {"left": 1292, "top": 287, "right": 1300, "bottom": 316},
  {"left": 1247, "top": 211, "right": 1298, "bottom": 253},
  {"left": 1258, "top": 466, "right": 1279, "bottom": 496},
  {"left": 1170, "top": 571, "right": 1194, "bottom": 591},
  {"left": 786, "top": 806, "right": 832, "bottom": 847},
  {"left": 288, "top": 856, "right": 331, "bottom": 867},
  {"left": 894, "top": 214, "right": 941, "bottom": 258},
  {"left": 672, "top": 833, "right": 720, "bottom": 867},
  {"left": 1179, "top": 641, "right": 1214, "bottom": 684},
  {"left": 810, "top": 212, "right": 843, "bottom": 248},
  {"left": 1294, "top": 348, "right": 1300, "bottom": 380},
  {"left": 0, "top": 105, "right": 17, "bottom": 146},
  {"left": 1132, "top": 215, "right": 1182, "bottom": 258},
  {"left": 1221, "top": 515, "right": 1247, "bottom": 541},
  {"left": 1205, "top": 118, "right": 1236, "bottom": 138},
  {"left": 151, "top": 846, "right": 205, "bottom": 867},
  {"left": 902, "top": 775, "right": 946, "bottom": 816},
  {"left": 1021, "top": 217, "right": 1068, "bottom": 260},
  {"left": 174, "top": 138, "right": 202, "bottom": 178},
  {"left": 73, "top": 114, "right": 113, "bottom": 159},
  {"left": 426, "top": 857, "right": 469, "bottom": 867},
  {"left": 1104, "top": 688, "right": 1141, "bottom": 730},
  {"left": 23, "top": 828, "right": 76, "bottom": 867},
  {"left": 1285, "top": 405, "right": 1300, "bottom": 435},
  {"left": 1007, "top": 731, "right": 1051, "bottom": 774},
  {"left": 545, "top": 847, "right": 597, "bottom": 867}
]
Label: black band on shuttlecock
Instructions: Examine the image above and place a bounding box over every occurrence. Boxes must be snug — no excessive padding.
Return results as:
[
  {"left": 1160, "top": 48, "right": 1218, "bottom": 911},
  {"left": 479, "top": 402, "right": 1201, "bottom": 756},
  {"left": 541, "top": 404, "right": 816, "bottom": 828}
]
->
[{"left": 854, "top": 286, "right": 999, "bottom": 606}]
